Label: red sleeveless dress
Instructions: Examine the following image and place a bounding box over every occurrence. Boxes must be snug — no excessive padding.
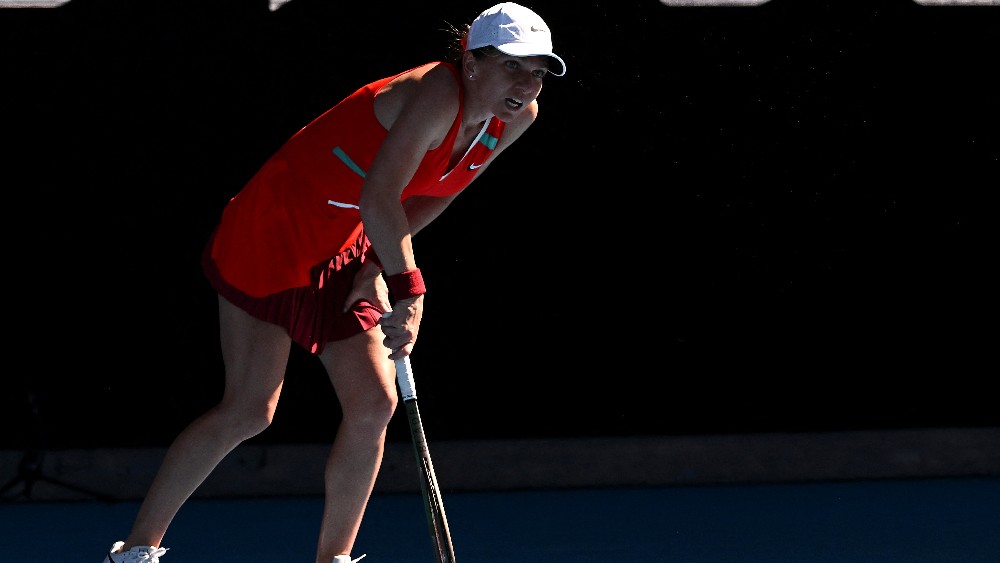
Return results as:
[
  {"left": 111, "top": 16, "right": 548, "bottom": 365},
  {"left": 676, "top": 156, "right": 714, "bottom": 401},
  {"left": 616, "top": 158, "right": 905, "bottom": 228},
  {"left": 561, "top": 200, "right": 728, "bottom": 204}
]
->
[{"left": 204, "top": 61, "right": 506, "bottom": 353}]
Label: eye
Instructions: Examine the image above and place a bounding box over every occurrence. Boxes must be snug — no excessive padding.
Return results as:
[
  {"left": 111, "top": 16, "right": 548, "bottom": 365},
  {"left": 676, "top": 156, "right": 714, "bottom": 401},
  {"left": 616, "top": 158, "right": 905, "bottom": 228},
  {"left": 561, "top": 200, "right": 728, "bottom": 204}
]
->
[
  {"left": 532, "top": 68, "right": 549, "bottom": 79},
  {"left": 505, "top": 60, "right": 520, "bottom": 70}
]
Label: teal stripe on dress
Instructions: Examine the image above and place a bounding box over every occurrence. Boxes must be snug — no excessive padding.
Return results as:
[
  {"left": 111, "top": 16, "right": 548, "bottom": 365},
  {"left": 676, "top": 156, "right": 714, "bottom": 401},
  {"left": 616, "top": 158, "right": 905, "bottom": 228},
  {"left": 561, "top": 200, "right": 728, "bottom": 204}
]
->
[
  {"left": 478, "top": 132, "right": 498, "bottom": 150},
  {"left": 332, "top": 146, "right": 367, "bottom": 178}
]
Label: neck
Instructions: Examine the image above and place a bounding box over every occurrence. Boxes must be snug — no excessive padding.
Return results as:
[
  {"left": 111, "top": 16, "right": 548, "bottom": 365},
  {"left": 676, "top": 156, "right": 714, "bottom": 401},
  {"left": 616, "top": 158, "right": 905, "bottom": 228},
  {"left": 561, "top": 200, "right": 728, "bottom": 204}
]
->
[{"left": 460, "top": 75, "right": 493, "bottom": 127}]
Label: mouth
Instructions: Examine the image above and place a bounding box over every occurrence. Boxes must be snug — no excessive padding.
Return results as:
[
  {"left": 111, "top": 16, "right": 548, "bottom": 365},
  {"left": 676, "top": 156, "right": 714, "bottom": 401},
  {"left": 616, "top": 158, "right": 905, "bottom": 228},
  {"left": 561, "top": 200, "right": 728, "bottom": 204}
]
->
[{"left": 505, "top": 97, "right": 524, "bottom": 110}]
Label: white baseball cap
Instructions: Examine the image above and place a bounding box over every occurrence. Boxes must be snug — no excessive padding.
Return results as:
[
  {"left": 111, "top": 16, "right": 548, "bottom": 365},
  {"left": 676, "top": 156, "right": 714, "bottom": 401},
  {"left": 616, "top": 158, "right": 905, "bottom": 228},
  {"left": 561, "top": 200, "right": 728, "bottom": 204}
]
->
[{"left": 467, "top": 3, "right": 567, "bottom": 76}]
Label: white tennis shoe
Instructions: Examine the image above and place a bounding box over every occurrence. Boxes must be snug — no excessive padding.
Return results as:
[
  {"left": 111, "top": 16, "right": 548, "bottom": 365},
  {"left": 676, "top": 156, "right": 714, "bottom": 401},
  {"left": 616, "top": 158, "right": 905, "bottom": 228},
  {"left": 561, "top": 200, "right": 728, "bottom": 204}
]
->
[
  {"left": 103, "top": 541, "right": 168, "bottom": 563},
  {"left": 103, "top": 541, "right": 362, "bottom": 562}
]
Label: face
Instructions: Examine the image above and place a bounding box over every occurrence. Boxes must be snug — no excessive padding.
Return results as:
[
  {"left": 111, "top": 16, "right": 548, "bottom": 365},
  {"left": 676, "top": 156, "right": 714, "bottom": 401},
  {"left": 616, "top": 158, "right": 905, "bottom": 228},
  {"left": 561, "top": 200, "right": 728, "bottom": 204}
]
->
[{"left": 467, "top": 53, "right": 550, "bottom": 122}]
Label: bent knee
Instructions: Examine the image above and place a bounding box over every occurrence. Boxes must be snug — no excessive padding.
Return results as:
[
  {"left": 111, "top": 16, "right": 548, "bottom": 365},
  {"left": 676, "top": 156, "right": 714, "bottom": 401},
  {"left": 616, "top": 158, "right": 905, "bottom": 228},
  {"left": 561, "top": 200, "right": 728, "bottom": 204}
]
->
[
  {"left": 341, "top": 385, "right": 397, "bottom": 429},
  {"left": 215, "top": 401, "right": 276, "bottom": 440}
]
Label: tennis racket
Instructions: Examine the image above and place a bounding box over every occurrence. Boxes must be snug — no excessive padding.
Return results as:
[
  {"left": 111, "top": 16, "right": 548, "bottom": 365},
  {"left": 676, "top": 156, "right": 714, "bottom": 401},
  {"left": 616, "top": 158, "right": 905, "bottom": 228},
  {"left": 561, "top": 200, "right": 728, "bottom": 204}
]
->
[{"left": 394, "top": 355, "right": 457, "bottom": 562}]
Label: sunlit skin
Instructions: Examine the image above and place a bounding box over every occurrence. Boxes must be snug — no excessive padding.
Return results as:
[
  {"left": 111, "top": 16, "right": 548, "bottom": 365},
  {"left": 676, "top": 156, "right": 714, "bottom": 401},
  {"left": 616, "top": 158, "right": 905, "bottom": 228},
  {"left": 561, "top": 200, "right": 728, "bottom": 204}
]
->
[
  {"left": 361, "top": 52, "right": 548, "bottom": 363},
  {"left": 109, "top": 30, "right": 558, "bottom": 563},
  {"left": 461, "top": 53, "right": 550, "bottom": 125}
]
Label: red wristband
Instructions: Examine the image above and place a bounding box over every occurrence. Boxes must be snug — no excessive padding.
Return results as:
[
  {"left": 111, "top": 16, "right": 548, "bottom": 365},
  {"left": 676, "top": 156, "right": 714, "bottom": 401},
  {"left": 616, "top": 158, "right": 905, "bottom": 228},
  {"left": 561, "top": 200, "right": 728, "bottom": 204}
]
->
[{"left": 386, "top": 269, "right": 426, "bottom": 300}]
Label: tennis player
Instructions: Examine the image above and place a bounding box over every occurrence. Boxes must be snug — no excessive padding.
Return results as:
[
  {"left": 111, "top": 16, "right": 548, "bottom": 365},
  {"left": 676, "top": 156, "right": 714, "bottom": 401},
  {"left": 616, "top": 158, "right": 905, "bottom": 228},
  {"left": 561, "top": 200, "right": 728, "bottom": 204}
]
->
[{"left": 101, "top": 3, "right": 565, "bottom": 562}]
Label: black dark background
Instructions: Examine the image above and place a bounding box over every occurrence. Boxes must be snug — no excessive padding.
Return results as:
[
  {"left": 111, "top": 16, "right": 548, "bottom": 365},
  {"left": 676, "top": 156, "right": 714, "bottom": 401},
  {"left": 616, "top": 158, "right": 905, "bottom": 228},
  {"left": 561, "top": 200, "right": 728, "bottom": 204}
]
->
[{"left": 2, "top": 0, "right": 996, "bottom": 450}]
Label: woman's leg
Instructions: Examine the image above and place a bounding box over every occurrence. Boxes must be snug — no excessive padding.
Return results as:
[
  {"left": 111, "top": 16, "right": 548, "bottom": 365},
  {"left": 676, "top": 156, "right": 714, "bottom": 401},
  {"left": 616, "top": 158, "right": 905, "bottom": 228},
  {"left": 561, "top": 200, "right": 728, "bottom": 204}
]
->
[
  {"left": 120, "top": 296, "right": 292, "bottom": 549},
  {"left": 314, "top": 326, "right": 397, "bottom": 563}
]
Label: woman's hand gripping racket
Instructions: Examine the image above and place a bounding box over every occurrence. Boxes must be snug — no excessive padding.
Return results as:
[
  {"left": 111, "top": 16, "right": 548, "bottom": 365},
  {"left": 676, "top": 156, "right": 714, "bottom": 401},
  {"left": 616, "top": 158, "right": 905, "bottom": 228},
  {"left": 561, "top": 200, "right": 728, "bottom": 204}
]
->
[{"left": 383, "top": 312, "right": 457, "bottom": 562}]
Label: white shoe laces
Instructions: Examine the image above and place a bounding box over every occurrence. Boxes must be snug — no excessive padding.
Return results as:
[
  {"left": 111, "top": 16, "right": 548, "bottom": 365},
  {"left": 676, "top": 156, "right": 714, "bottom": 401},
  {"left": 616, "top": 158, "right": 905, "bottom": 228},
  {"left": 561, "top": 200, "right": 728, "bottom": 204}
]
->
[{"left": 117, "top": 546, "right": 168, "bottom": 562}]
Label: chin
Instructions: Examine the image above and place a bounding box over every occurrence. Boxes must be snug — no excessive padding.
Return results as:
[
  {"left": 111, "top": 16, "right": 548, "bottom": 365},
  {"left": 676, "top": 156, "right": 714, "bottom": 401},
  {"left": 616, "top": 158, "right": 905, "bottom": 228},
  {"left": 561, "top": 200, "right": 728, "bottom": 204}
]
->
[{"left": 494, "top": 106, "right": 522, "bottom": 123}]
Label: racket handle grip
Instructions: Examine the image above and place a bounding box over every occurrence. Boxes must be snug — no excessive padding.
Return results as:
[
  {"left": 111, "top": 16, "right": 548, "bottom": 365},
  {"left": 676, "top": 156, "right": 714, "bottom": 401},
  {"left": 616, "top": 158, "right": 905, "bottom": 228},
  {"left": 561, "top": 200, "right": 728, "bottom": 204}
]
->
[
  {"left": 396, "top": 356, "right": 417, "bottom": 401},
  {"left": 382, "top": 312, "right": 418, "bottom": 401}
]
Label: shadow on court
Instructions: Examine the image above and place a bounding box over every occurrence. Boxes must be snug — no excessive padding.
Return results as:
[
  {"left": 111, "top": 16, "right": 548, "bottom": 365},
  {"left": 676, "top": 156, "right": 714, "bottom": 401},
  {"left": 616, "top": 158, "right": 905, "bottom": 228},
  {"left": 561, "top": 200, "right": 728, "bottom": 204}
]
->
[{"left": 2, "top": 477, "right": 998, "bottom": 562}]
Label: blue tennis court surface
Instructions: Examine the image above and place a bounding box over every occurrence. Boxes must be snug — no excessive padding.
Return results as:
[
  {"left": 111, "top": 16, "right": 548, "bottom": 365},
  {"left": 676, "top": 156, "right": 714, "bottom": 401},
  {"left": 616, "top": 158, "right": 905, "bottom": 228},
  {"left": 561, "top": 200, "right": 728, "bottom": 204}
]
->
[{"left": 3, "top": 477, "right": 998, "bottom": 562}]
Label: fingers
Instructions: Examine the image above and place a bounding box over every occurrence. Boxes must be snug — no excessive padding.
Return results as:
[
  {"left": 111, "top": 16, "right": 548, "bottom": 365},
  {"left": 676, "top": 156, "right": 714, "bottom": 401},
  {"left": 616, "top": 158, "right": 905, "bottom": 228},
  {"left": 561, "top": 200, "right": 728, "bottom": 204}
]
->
[
  {"left": 379, "top": 301, "right": 422, "bottom": 358},
  {"left": 382, "top": 334, "right": 413, "bottom": 360},
  {"left": 344, "top": 265, "right": 391, "bottom": 312},
  {"left": 386, "top": 341, "right": 413, "bottom": 361},
  {"left": 381, "top": 319, "right": 415, "bottom": 357}
]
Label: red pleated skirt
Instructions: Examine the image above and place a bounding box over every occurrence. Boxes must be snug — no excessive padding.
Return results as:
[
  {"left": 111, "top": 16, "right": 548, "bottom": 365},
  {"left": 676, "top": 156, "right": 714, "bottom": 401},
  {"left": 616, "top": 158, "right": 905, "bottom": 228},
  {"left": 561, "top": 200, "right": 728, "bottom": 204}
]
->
[{"left": 202, "top": 229, "right": 384, "bottom": 355}]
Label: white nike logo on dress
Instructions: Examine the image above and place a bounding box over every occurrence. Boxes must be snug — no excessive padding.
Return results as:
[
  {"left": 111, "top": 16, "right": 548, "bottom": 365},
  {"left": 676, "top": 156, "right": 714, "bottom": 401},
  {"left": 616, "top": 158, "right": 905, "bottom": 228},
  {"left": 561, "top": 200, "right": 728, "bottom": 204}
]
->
[{"left": 468, "top": 163, "right": 483, "bottom": 170}]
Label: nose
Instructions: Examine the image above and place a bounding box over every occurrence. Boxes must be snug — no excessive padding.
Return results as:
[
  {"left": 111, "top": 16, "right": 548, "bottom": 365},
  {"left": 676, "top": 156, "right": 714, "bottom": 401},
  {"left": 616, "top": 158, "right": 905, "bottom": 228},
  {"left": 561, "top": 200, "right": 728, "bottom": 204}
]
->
[{"left": 515, "top": 72, "right": 539, "bottom": 94}]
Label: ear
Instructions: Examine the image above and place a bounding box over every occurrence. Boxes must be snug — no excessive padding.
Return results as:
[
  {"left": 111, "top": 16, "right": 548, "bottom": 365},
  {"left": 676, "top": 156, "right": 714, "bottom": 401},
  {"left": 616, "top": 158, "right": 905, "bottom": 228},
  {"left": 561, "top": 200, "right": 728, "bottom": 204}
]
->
[{"left": 462, "top": 52, "right": 477, "bottom": 78}]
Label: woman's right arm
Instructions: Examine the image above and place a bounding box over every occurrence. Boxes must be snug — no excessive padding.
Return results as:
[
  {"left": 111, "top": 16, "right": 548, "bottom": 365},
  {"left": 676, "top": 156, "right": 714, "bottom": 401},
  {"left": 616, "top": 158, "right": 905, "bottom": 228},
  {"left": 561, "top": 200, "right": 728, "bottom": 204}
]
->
[{"left": 358, "top": 66, "right": 460, "bottom": 359}]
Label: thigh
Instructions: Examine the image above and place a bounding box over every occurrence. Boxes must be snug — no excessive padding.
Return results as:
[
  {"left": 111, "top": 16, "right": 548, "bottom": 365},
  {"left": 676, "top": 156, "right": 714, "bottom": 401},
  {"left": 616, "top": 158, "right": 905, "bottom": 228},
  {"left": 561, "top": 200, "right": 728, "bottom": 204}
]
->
[
  {"left": 318, "top": 326, "right": 396, "bottom": 412},
  {"left": 218, "top": 295, "right": 292, "bottom": 405}
]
